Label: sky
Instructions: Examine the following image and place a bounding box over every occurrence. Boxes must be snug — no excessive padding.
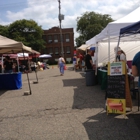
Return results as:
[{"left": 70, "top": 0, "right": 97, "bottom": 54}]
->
[{"left": 0, "top": 0, "right": 140, "bottom": 40}]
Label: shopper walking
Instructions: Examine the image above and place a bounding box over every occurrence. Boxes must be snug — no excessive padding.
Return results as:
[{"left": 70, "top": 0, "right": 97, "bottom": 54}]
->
[{"left": 58, "top": 55, "right": 65, "bottom": 76}]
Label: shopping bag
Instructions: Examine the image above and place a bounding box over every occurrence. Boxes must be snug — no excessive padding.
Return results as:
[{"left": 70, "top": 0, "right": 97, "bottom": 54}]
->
[{"left": 64, "top": 65, "right": 67, "bottom": 70}]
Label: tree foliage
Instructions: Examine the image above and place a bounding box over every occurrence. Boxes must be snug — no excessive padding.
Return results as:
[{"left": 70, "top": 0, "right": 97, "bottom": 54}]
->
[
  {"left": 76, "top": 11, "right": 114, "bottom": 47},
  {"left": 6, "top": 19, "right": 45, "bottom": 51},
  {"left": 0, "top": 25, "right": 9, "bottom": 37}
]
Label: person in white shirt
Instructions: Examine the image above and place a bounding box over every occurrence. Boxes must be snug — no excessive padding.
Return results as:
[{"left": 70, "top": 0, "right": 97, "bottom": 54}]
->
[
  {"left": 115, "top": 47, "right": 126, "bottom": 62},
  {"left": 58, "top": 55, "right": 65, "bottom": 76},
  {"left": 115, "top": 47, "right": 129, "bottom": 71}
]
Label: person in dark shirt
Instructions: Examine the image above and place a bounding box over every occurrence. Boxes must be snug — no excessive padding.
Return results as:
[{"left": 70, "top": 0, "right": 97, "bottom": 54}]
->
[
  {"left": 4, "top": 56, "right": 13, "bottom": 73},
  {"left": 132, "top": 51, "right": 140, "bottom": 88},
  {"left": 85, "top": 49, "right": 94, "bottom": 70},
  {"left": 13, "top": 59, "right": 19, "bottom": 72}
]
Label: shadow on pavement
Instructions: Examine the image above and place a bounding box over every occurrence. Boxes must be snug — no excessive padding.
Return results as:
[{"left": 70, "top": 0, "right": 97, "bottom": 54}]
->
[
  {"left": 67, "top": 67, "right": 74, "bottom": 71},
  {"left": 0, "top": 90, "right": 7, "bottom": 96},
  {"left": 51, "top": 75, "right": 61, "bottom": 77},
  {"left": 83, "top": 110, "right": 140, "bottom": 140},
  {"left": 63, "top": 78, "right": 105, "bottom": 109},
  {"left": 79, "top": 72, "right": 85, "bottom": 77},
  {"left": 128, "top": 113, "right": 140, "bottom": 130}
]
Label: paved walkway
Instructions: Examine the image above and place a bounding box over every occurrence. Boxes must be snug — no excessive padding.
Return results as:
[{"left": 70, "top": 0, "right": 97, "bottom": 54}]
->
[{"left": 0, "top": 66, "right": 140, "bottom": 140}]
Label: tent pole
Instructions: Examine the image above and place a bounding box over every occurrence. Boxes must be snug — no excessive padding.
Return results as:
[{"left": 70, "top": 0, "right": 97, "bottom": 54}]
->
[
  {"left": 17, "top": 56, "right": 20, "bottom": 72},
  {"left": 115, "top": 36, "right": 121, "bottom": 61},
  {"left": 108, "top": 34, "right": 110, "bottom": 62},
  {"left": 34, "top": 53, "right": 38, "bottom": 83},
  {"left": 95, "top": 42, "right": 98, "bottom": 75},
  {"left": 22, "top": 49, "right": 32, "bottom": 95},
  {"left": 1, "top": 56, "right": 4, "bottom": 73}
]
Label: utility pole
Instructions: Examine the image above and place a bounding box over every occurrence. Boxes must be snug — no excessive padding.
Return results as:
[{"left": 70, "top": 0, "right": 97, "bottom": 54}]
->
[{"left": 58, "top": 0, "right": 64, "bottom": 57}]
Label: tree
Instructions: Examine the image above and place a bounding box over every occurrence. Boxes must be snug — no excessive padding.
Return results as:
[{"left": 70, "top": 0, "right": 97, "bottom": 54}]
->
[
  {"left": 76, "top": 11, "right": 114, "bottom": 47},
  {"left": 8, "top": 19, "right": 45, "bottom": 51},
  {"left": 0, "top": 25, "right": 9, "bottom": 37}
]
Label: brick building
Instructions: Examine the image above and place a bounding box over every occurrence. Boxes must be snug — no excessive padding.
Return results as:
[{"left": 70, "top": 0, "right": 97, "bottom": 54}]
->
[{"left": 42, "top": 27, "right": 75, "bottom": 64}]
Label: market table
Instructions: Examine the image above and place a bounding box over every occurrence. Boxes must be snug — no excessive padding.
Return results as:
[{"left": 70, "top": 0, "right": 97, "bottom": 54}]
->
[
  {"left": 0, "top": 72, "right": 22, "bottom": 90},
  {"left": 97, "top": 69, "right": 107, "bottom": 90}
]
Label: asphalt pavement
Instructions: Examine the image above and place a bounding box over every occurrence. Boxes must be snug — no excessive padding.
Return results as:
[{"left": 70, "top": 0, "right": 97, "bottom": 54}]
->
[{"left": 0, "top": 65, "right": 140, "bottom": 140}]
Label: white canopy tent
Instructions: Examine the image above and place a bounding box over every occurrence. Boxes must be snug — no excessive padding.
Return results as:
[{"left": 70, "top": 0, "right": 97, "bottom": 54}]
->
[{"left": 86, "top": 6, "right": 140, "bottom": 66}]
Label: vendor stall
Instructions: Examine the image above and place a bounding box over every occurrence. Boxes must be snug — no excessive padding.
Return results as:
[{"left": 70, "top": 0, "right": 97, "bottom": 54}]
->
[
  {"left": 0, "top": 72, "right": 22, "bottom": 90},
  {"left": 0, "top": 35, "right": 32, "bottom": 93}
]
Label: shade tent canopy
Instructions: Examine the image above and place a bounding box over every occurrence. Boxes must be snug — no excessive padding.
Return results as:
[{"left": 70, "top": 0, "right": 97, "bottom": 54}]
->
[
  {"left": 86, "top": 6, "right": 140, "bottom": 65},
  {"left": 120, "top": 20, "right": 140, "bottom": 37},
  {"left": 39, "top": 54, "right": 52, "bottom": 58},
  {"left": 77, "top": 44, "right": 91, "bottom": 51},
  {"left": 31, "top": 49, "right": 40, "bottom": 54},
  {"left": 88, "top": 6, "right": 140, "bottom": 43},
  {"left": 0, "top": 35, "right": 32, "bottom": 54}
]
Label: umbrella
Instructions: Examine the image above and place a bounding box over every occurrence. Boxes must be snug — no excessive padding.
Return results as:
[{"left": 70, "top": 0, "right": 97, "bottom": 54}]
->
[
  {"left": 39, "top": 54, "right": 52, "bottom": 58},
  {"left": 17, "top": 53, "right": 29, "bottom": 57}
]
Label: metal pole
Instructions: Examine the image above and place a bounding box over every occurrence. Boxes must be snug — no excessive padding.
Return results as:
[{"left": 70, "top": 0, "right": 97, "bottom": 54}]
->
[
  {"left": 34, "top": 54, "right": 38, "bottom": 83},
  {"left": 58, "top": 0, "right": 64, "bottom": 57},
  {"left": 22, "top": 49, "right": 32, "bottom": 95}
]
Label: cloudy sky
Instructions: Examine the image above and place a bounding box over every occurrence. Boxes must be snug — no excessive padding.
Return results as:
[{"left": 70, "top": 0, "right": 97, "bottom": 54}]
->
[{"left": 0, "top": 0, "right": 140, "bottom": 40}]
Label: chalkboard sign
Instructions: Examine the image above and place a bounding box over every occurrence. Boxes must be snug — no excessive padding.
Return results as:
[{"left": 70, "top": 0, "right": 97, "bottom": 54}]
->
[{"left": 107, "top": 75, "right": 125, "bottom": 99}]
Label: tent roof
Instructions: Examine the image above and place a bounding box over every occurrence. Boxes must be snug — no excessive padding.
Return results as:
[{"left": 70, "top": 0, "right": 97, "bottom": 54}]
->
[
  {"left": 113, "top": 7, "right": 140, "bottom": 23},
  {"left": 120, "top": 20, "right": 140, "bottom": 36},
  {"left": 86, "top": 6, "right": 140, "bottom": 45},
  {"left": 77, "top": 44, "right": 90, "bottom": 51},
  {"left": 31, "top": 49, "right": 40, "bottom": 54},
  {"left": 0, "top": 35, "right": 32, "bottom": 54}
]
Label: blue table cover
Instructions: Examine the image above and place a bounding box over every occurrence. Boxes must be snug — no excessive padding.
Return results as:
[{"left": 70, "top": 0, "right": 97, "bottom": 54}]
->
[{"left": 0, "top": 72, "right": 22, "bottom": 90}]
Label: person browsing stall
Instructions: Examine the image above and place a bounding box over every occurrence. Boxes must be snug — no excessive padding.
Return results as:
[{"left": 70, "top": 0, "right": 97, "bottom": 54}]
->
[
  {"left": 115, "top": 47, "right": 129, "bottom": 72},
  {"left": 85, "top": 49, "right": 94, "bottom": 70},
  {"left": 132, "top": 51, "right": 140, "bottom": 89},
  {"left": 4, "top": 56, "right": 13, "bottom": 73},
  {"left": 77, "top": 52, "right": 83, "bottom": 69},
  {"left": 115, "top": 48, "right": 127, "bottom": 62},
  {"left": 72, "top": 54, "right": 77, "bottom": 70}
]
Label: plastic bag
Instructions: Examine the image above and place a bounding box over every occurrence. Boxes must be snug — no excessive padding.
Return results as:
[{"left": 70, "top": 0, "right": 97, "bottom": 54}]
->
[{"left": 64, "top": 65, "right": 67, "bottom": 70}]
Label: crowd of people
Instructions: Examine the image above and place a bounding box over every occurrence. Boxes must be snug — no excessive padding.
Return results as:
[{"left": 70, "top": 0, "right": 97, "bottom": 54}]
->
[
  {"left": 0, "top": 56, "right": 50, "bottom": 74},
  {"left": 1, "top": 48, "right": 139, "bottom": 91},
  {"left": 71, "top": 49, "right": 95, "bottom": 71}
]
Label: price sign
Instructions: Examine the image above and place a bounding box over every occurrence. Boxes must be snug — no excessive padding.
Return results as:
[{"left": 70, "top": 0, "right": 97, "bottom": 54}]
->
[{"left": 110, "top": 62, "right": 122, "bottom": 76}]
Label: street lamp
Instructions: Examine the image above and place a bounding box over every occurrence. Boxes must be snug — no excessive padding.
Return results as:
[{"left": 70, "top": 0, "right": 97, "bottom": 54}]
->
[{"left": 58, "top": 0, "right": 64, "bottom": 57}]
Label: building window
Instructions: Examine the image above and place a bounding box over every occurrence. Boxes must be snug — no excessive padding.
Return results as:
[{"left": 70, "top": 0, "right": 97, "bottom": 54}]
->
[
  {"left": 42, "top": 35, "right": 47, "bottom": 42},
  {"left": 55, "top": 47, "right": 59, "bottom": 55},
  {"left": 48, "top": 35, "right": 53, "bottom": 43},
  {"left": 54, "top": 35, "right": 58, "bottom": 43},
  {"left": 42, "top": 48, "right": 47, "bottom": 54},
  {"left": 49, "top": 48, "right": 53, "bottom": 54},
  {"left": 66, "top": 46, "right": 70, "bottom": 54},
  {"left": 66, "top": 58, "right": 72, "bottom": 63},
  {"left": 59, "top": 34, "right": 64, "bottom": 42},
  {"left": 65, "top": 34, "right": 70, "bottom": 42}
]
